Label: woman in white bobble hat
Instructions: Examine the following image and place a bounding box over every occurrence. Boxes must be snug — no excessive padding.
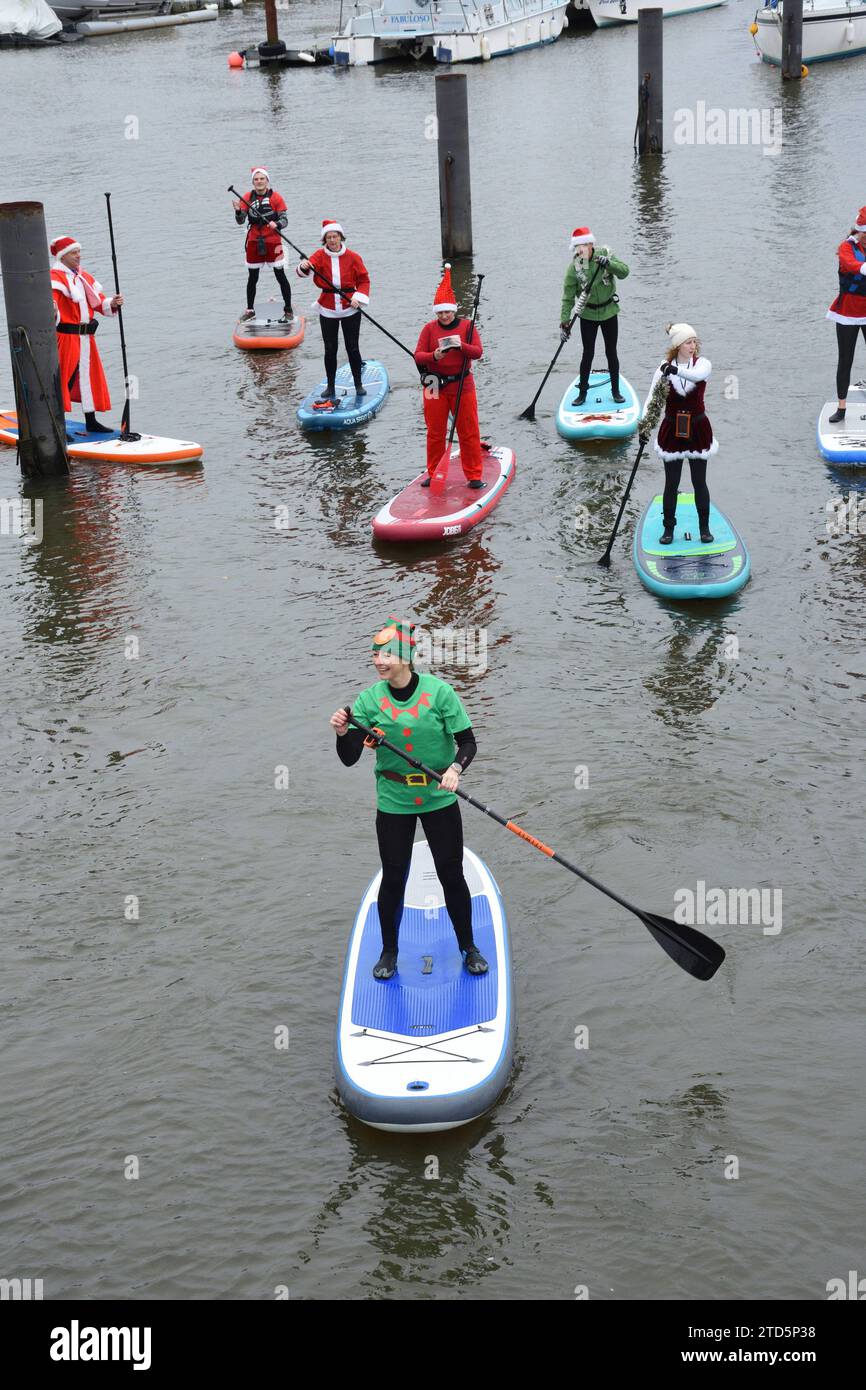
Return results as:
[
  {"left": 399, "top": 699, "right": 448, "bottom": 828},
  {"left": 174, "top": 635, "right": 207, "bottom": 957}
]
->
[{"left": 643, "top": 323, "right": 718, "bottom": 545}]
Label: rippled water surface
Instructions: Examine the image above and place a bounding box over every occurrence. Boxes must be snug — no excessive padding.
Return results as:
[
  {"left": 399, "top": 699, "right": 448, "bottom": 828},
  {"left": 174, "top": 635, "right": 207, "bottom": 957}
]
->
[{"left": 1, "top": 3, "right": 864, "bottom": 1300}]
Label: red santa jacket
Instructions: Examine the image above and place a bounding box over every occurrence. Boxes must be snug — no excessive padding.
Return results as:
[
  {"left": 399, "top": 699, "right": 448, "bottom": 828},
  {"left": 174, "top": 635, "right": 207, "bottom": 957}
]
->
[
  {"left": 828, "top": 238, "right": 866, "bottom": 325},
  {"left": 414, "top": 317, "right": 483, "bottom": 381},
  {"left": 296, "top": 246, "right": 370, "bottom": 318},
  {"left": 51, "top": 266, "right": 116, "bottom": 413}
]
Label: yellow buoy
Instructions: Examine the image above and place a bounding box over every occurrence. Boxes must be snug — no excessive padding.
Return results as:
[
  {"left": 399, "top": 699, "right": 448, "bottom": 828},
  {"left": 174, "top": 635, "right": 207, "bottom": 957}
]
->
[
  {"left": 749, "top": 20, "right": 758, "bottom": 33},
  {"left": 801, "top": 63, "right": 809, "bottom": 76}
]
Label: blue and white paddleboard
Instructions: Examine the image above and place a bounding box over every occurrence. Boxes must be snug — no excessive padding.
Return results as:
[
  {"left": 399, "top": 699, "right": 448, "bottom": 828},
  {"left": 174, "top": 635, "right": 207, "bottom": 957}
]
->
[
  {"left": 633, "top": 492, "right": 751, "bottom": 600},
  {"left": 556, "top": 370, "right": 640, "bottom": 441},
  {"left": 336, "top": 841, "right": 515, "bottom": 1133},
  {"left": 297, "top": 360, "right": 389, "bottom": 431},
  {"left": 817, "top": 384, "right": 866, "bottom": 465}
]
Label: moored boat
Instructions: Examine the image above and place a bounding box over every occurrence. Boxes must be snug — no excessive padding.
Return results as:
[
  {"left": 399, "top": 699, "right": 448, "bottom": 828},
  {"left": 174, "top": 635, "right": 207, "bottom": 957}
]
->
[
  {"left": 332, "top": 0, "right": 569, "bottom": 65},
  {"left": 752, "top": 0, "right": 866, "bottom": 64},
  {"left": 581, "top": 0, "right": 724, "bottom": 25}
]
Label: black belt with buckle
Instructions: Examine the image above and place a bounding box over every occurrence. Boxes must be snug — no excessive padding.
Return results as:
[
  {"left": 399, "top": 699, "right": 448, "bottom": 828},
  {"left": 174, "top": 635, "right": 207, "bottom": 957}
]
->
[
  {"left": 380, "top": 768, "right": 448, "bottom": 787},
  {"left": 58, "top": 321, "right": 98, "bottom": 336}
]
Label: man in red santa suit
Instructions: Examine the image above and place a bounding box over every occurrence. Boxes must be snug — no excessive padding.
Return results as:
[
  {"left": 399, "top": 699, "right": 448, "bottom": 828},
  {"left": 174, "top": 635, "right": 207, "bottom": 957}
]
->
[
  {"left": 826, "top": 205, "right": 866, "bottom": 423},
  {"left": 414, "top": 265, "right": 484, "bottom": 489},
  {"left": 50, "top": 235, "right": 123, "bottom": 434},
  {"left": 297, "top": 220, "right": 370, "bottom": 403}
]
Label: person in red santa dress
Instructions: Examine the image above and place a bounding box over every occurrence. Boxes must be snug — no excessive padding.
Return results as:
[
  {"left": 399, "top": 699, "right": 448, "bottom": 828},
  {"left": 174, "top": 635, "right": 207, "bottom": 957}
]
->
[
  {"left": 414, "top": 265, "right": 484, "bottom": 489},
  {"left": 50, "top": 235, "right": 123, "bottom": 435},
  {"left": 297, "top": 220, "right": 370, "bottom": 403},
  {"left": 232, "top": 167, "right": 293, "bottom": 322},
  {"left": 826, "top": 205, "right": 866, "bottom": 423}
]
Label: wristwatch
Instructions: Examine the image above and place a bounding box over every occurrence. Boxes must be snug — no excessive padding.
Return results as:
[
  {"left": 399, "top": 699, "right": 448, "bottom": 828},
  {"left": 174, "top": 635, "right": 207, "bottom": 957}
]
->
[{"left": 449, "top": 763, "right": 462, "bottom": 775}]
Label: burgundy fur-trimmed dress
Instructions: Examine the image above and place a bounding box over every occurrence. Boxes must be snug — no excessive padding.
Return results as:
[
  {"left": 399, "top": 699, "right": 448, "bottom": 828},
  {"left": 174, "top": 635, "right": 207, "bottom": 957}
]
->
[{"left": 647, "top": 356, "right": 719, "bottom": 462}]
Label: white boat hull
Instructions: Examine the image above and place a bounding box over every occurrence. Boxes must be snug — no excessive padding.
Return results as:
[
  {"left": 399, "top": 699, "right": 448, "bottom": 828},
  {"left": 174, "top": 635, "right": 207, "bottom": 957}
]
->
[
  {"left": 753, "top": 3, "right": 866, "bottom": 64},
  {"left": 585, "top": 0, "right": 724, "bottom": 25},
  {"left": 333, "top": 1, "right": 569, "bottom": 64}
]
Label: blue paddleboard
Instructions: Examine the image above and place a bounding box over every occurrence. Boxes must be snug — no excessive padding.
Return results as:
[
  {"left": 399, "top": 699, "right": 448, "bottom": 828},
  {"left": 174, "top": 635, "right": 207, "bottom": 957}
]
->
[
  {"left": 633, "top": 492, "right": 751, "bottom": 600},
  {"left": 817, "top": 385, "right": 866, "bottom": 464},
  {"left": 297, "top": 360, "right": 389, "bottom": 431},
  {"left": 336, "top": 841, "right": 515, "bottom": 1133},
  {"left": 556, "top": 370, "right": 640, "bottom": 441}
]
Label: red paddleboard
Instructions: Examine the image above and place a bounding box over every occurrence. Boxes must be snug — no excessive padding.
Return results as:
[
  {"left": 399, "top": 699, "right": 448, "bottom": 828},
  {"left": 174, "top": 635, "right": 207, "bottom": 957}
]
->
[{"left": 371, "top": 444, "right": 516, "bottom": 543}]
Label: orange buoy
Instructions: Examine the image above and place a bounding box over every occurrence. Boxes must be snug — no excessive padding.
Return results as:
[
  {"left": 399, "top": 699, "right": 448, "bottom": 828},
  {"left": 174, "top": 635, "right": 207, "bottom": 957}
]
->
[
  {"left": 749, "top": 20, "right": 758, "bottom": 34},
  {"left": 228, "top": 51, "right": 245, "bottom": 68},
  {"left": 801, "top": 63, "right": 809, "bottom": 76}
]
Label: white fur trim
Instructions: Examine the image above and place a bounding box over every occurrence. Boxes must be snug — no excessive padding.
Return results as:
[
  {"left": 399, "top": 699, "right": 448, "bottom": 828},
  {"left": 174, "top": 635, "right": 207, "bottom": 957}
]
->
[
  {"left": 352, "top": 292, "right": 370, "bottom": 305},
  {"left": 434, "top": 301, "right": 458, "bottom": 312},
  {"left": 653, "top": 438, "right": 719, "bottom": 461},
  {"left": 570, "top": 232, "right": 594, "bottom": 246},
  {"left": 827, "top": 308, "right": 866, "bottom": 325},
  {"left": 322, "top": 221, "right": 344, "bottom": 237}
]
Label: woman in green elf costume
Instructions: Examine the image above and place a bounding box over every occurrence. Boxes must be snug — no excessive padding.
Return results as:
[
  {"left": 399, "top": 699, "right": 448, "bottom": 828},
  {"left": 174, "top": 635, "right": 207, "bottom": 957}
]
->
[
  {"left": 560, "top": 225, "right": 630, "bottom": 406},
  {"left": 330, "top": 617, "right": 487, "bottom": 982}
]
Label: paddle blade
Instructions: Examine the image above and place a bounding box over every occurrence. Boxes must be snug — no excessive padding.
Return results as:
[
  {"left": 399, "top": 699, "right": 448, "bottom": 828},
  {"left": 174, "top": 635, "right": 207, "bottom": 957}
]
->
[
  {"left": 430, "top": 446, "right": 450, "bottom": 494},
  {"left": 597, "top": 552, "right": 612, "bottom": 568},
  {"left": 518, "top": 404, "right": 536, "bottom": 422},
  {"left": 638, "top": 911, "right": 726, "bottom": 981}
]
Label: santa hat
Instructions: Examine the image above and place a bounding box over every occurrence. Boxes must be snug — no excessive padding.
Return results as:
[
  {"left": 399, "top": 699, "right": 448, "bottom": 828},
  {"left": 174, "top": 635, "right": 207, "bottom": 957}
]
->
[
  {"left": 853, "top": 206, "right": 866, "bottom": 232},
  {"left": 371, "top": 617, "right": 417, "bottom": 663},
  {"left": 666, "top": 322, "right": 697, "bottom": 350},
  {"left": 570, "top": 227, "right": 595, "bottom": 247},
  {"left": 50, "top": 236, "right": 81, "bottom": 261},
  {"left": 250, "top": 167, "right": 270, "bottom": 182},
  {"left": 321, "top": 219, "right": 345, "bottom": 239},
  {"left": 433, "top": 263, "right": 457, "bottom": 313}
]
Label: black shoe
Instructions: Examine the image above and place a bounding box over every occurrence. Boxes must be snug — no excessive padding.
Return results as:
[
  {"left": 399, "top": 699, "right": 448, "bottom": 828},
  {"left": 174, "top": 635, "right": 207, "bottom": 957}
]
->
[
  {"left": 659, "top": 527, "right": 675, "bottom": 545},
  {"left": 700, "top": 529, "right": 715, "bottom": 544},
  {"left": 573, "top": 389, "right": 588, "bottom": 407},
  {"left": 462, "top": 946, "right": 488, "bottom": 975},
  {"left": 279, "top": 311, "right": 294, "bottom": 324},
  {"left": 84, "top": 414, "right": 114, "bottom": 434},
  {"left": 373, "top": 950, "right": 398, "bottom": 981},
  {"left": 317, "top": 391, "right": 338, "bottom": 405},
  {"left": 467, "top": 478, "right": 485, "bottom": 490},
  {"left": 354, "top": 385, "right": 367, "bottom": 397},
  {"left": 240, "top": 308, "right": 256, "bottom": 322},
  {"left": 612, "top": 391, "right": 626, "bottom": 404},
  {"left": 420, "top": 475, "right": 432, "bottom": 488},
  {"left": 829, "top": 407, "right": 846, "bottom": 423}
]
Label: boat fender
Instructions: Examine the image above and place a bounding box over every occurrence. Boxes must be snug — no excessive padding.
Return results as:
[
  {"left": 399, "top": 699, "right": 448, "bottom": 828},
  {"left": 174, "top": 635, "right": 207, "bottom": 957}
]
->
[
  {"left": 480, "top": 34, "right": 491, "bottom": 59},
  {"left": 749, "top": 21, "right": 757, "bottom": 34},
  {"left": 846, "top": 19, "right": 855, "bottom": 42},
  {"left": 228, "top": 50, "right": 244, "bottom": 67}
]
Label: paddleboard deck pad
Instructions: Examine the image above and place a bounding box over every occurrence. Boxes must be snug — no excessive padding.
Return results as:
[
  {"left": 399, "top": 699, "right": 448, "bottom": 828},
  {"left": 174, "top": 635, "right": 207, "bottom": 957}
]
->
[
  {"left": 297, "top": 360, "right": 389, "bottom": 430},
  {"left": 0, "top": 410, "right": 203, "bottom": 465},
  {"left": 371, "top": 444, "right": 516, "bottom": 543},
  {"left": 817, "top": 384, "right": 866, "bottom": 464},
  {"left": 634, "top": 492, "right": 751, "bottom": 599},
  {"left": 556, "top": 370, "right": 640, "bottom": 441},
  {"left": 233, "top": 312, "right": 305, "bottom": 350},
  {"left": 336, "top": 841, "right": 515, "bottom": 1133}
]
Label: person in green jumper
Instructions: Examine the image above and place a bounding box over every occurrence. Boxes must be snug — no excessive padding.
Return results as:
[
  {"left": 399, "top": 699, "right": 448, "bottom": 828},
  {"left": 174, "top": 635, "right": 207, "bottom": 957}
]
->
[
  {"left": 560, "top": 225, "right": 630, "bottom": 406},
  {"left": 330, "top": 617, "right": 488, "bottom": 982}
]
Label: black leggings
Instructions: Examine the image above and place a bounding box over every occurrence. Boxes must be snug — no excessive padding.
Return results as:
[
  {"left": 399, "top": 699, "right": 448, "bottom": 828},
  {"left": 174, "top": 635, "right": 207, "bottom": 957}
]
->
[
  {"left": 375, "top": 802, "right": 474, "bottom": 954},
  {"left": 579, "top": 315, "right": 620, "bottom": 394},
  {"left": 320, "top": 312, "right": 363, "bottom": 389},
  {"left": 663, "top": 456, "right": 710, "bottom": 530},
  {"left": 836, "top": 323, "right": 866, "bottom": 400},
  {"left": 246, "top": 266, "right": 293, "bottom": 312}
]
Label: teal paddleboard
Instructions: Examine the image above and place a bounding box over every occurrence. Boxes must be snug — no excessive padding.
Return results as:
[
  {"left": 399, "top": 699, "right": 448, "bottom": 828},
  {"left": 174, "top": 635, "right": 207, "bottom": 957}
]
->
[
  {"left": 556, "top": 370, "right": 639, "bottom": 441},
  {"left": 633, "top": 493, "right": 750, "bottom": 600}
]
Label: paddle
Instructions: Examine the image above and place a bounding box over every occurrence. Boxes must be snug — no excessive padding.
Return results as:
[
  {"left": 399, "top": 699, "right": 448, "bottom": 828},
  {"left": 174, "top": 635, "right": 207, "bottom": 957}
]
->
[
  {"left": 104, "top": 193, "right": 138, "bottom": 440},
  {"left": 228, "top": 186, "right": 417, "bottom": 363},
  {"left": 597, "top": 365, "right": 671, "bottom": 568},
  {"left": 344, "top": 710, "right": 725, "bottom": 982},
  {"left": 519, "top": 255, "right": 605, "bottom": 422},
  {"left": 429, "top": 273, "right": 484, "bottom": 495}
]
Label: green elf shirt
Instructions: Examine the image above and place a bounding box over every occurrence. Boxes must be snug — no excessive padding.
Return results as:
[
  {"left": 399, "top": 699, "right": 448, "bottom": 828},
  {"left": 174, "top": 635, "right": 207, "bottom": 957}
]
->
[
  {"left": 352, "top": 672, "right": 470, "bottom": 815},
  {"left": 560, "top": 247, "right": 630, "bottom": 324}
]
